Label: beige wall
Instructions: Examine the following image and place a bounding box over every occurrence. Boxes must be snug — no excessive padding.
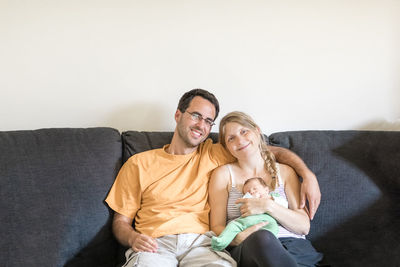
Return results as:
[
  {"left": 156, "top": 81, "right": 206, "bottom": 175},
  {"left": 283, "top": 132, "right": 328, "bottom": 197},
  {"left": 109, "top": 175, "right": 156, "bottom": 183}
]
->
[{"left": 1, "top": 0, "right": 399, "bottom": 134}]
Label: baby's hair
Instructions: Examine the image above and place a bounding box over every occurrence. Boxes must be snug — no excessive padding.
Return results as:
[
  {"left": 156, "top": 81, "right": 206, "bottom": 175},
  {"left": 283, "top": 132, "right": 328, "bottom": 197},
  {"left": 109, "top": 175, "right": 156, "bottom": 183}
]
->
[{"left": 244, "top": 177, "right": 269, "bottom": 188}]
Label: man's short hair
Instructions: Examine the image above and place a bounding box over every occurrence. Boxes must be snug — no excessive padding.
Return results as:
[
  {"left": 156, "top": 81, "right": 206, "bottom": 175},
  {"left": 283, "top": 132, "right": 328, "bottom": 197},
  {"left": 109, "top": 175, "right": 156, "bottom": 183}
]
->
[{"left": 177, "top": 89, "right": 220, "bottom": 120}]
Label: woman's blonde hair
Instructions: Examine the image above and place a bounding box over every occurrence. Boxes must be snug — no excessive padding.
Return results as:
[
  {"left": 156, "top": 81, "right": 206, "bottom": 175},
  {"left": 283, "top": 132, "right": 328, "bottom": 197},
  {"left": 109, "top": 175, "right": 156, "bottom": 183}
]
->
[{"left": 219, "top": 111, "right": 278, "bottom": 190}]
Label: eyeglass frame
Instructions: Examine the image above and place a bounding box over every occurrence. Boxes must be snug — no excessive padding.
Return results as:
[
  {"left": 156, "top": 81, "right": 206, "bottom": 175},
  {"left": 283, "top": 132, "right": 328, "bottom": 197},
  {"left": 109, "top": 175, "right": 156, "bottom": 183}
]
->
[{"left": 185, "top": 111, "right": 216, "bottom": 127}]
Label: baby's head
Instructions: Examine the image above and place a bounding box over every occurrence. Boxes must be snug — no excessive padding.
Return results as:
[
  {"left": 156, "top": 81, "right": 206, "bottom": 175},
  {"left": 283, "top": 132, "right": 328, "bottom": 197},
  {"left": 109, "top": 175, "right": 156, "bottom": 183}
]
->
[{"left": 243, "top": 177, "right": 270, "bottom": 198}]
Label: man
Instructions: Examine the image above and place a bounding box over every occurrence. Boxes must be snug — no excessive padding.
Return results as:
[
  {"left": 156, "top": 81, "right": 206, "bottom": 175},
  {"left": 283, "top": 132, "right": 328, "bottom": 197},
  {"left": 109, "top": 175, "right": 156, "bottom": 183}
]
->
[{"left": 106, "top": 89, "right": 320, "bottom": 266}]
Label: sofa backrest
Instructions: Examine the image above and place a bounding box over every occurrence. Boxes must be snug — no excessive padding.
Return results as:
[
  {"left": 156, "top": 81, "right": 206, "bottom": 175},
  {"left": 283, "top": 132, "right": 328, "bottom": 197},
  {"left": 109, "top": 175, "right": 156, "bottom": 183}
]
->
[
  {"left": 122, "top": 131, "right": 175, "bottom": 162},
  {"left": 269, "top": 130, "right": 400, "bottom": 267},
  {"left": 0, "top": 128, "right": 122, "bottom": 267}
]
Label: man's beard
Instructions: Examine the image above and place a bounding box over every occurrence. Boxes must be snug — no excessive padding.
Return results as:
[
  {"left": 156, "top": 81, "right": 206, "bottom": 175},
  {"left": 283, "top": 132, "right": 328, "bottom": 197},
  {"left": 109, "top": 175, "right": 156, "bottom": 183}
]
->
[{"left": 177, "top": 123, "right": 207, "bottom": 148}]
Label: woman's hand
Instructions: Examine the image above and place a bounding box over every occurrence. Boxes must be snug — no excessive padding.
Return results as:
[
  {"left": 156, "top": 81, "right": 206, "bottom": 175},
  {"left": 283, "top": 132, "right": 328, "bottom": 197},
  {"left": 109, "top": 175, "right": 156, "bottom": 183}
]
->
[
  {"left": 230, "top": 221, "right": 269, "bottom": 246},
  {"left": 236, "top": 197, "right": 273, "bottom": 217}
]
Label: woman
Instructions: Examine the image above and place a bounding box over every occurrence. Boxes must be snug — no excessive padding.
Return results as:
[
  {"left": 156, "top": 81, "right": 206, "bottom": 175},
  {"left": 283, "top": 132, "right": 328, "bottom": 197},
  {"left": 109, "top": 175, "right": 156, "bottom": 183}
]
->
[{"left": 209, "top": 111, "right": 323, "bottom": 267}]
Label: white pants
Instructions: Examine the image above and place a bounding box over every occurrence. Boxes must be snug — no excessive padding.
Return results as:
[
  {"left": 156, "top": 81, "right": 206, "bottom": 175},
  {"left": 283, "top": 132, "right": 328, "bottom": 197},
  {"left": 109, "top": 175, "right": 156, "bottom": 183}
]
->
[{"left": 122, "top": 232, "right": 236, "bottom": 267}]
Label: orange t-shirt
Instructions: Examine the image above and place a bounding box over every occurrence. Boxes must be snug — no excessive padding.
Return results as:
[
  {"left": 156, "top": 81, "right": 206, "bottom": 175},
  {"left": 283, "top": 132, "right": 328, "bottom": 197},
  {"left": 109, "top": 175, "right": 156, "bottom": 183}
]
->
[{"left": 105, "top": 138, "right": 233, "bottom": 238}]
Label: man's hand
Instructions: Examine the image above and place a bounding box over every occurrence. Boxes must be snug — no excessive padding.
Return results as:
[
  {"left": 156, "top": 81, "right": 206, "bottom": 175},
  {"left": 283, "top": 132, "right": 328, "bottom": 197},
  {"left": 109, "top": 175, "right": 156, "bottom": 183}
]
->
[
  {"left": 112, "top": 212, "right": 158, "bottom": 253},
  {"left": 300, "top": 171, "right": 321, "bottom": 220},
  {"left": 268, "top": 145, "right": 322, "bottom": 220},
  {"left": 230, "top": 221, "right": 268, "bottom": 246},
  {"left": 129, "top": 232, "right": 158, "bottom": 253}
]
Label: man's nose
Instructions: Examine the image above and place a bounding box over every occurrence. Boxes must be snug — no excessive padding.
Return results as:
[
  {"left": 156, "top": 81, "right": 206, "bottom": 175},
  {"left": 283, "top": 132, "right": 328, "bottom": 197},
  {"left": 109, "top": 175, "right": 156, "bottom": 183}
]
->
[{"left": 195, "top": 122, "right": 209, "bottom": 134}]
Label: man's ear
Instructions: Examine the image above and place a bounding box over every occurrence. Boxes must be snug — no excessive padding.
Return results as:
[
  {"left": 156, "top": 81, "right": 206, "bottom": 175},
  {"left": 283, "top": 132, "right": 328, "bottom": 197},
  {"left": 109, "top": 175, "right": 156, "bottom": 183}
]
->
[{"left": 175, "top": 109, "right": 182, "bottom": 123}]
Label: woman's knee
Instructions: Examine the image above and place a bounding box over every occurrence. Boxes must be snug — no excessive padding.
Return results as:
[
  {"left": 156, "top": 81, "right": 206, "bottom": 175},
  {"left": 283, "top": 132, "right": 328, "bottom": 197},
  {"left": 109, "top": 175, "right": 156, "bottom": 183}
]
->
[
  {"left": 236, "top": 230, "right": 296, "bottom": 267},
  {"left": 246, "top": 230, "right": 279, "bottom": 248},
  {"left": 240, "top": 230, "right": 282, "bottom": 256}
]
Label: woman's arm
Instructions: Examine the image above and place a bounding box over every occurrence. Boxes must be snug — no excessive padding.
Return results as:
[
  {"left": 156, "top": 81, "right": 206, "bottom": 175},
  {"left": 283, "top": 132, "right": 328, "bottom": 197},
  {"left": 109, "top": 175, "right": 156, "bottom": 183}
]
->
[
  {"left": 267, "top": 164, "right": 310, "bottom": 234},
  {"left": 268, "top": 145, "right": 321, "bottom": 220},
  {"left": 209, "top": 166, "right": 230, "bottom": 236}
]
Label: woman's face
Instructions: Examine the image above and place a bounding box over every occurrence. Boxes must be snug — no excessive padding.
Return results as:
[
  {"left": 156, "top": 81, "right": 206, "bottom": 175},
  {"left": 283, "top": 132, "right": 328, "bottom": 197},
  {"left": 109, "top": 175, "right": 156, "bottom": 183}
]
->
[{"left": 223, "top": 122, "right": 261, "bottom": 160}]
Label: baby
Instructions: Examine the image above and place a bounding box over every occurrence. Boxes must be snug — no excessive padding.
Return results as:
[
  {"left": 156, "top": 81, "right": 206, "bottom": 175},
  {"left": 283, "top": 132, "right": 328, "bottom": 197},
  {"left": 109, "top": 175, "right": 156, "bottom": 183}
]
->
[
  {"left": 211, "top": 177, "right": 286, "bottom": 251},
  {"left": 244, "top": 177, "right": 288, "bottom": 208}
]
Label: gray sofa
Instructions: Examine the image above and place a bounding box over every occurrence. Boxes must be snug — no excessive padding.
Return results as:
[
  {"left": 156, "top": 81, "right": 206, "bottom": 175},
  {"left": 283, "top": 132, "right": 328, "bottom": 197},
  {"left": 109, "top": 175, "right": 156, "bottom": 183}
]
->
[{"left": 1, "top": 128, "right": 399, "bottom": 267}]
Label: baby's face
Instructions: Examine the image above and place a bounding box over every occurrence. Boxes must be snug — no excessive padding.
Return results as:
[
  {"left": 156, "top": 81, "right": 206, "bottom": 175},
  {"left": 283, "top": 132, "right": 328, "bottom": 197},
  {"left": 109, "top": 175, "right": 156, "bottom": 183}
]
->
[{"left": 243, "top": 179, "right": 270, "bottom": 198}]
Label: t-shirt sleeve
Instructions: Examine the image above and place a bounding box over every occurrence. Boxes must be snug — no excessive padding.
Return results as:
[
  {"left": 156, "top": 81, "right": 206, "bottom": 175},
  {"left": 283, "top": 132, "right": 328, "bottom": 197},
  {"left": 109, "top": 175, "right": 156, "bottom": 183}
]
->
[
  {"left": 105, "top": 157, "right": 141, "bottom": 219},
  {"left": 209, "top": 141, "right": 235, "bottom": 166}
]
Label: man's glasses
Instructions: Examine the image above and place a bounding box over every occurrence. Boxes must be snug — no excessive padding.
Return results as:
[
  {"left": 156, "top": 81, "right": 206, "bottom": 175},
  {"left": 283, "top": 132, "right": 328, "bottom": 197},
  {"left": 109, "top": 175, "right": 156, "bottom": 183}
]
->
[{"left": 185, "top": 111, "right": 216, "bottom": 127}]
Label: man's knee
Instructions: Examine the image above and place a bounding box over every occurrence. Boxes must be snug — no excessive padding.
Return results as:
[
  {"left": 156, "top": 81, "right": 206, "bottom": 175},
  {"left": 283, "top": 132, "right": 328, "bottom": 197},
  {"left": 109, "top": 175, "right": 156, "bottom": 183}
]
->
[
  {"left": 122, "top": 249, "right": 178, "bottom": 267},
  {"left": 180, "top": 246, "right": 236, "bottom": 266}
]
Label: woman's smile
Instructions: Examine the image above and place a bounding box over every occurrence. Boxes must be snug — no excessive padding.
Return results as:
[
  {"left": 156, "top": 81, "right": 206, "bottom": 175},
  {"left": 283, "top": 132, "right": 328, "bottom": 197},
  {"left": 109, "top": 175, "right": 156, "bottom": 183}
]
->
[{"left": 237, "top": 142, "right": 251, "bottom": 151}]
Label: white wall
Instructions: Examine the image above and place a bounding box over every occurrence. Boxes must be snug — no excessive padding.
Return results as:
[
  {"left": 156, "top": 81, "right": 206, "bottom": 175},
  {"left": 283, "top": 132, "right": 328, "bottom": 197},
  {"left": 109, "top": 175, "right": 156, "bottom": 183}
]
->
[{"left": 1, "top": 0, "right": 399, "bottom": 134}]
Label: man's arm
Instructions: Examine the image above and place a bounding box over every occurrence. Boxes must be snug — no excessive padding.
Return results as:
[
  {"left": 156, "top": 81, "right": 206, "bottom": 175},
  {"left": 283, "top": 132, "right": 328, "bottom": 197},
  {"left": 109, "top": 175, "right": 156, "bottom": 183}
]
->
[
  {"left": 112, "top": 212, "right": 158, "bottom": 252},
  {"left": 268, "top": 145, "right": 321, "bottom": 220}
]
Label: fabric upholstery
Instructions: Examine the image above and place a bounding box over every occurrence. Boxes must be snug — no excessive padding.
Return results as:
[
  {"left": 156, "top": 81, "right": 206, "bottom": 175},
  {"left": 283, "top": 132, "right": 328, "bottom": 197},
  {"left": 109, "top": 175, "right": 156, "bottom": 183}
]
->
[
  {"left": 269, "top": 130, "right": 400, "bottom": 267},
  {"left": 0, "top": 128, "right": 122, "bottom": 267}
]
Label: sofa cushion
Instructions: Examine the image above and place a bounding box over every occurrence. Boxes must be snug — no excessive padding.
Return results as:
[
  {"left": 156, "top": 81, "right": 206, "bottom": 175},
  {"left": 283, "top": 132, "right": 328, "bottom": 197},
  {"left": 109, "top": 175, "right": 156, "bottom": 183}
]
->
[
  {"left": 269, "top": 130, "right": 400, "bottom": 267},
  {"left": 122, "top": 131, "right": 219, "bottom": 162},
  {"left": 122, "top": 131, "right": 174, "bottom": 162},
  {"left": 0, "top": 128, "right": 122, "bottom": 267}
]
